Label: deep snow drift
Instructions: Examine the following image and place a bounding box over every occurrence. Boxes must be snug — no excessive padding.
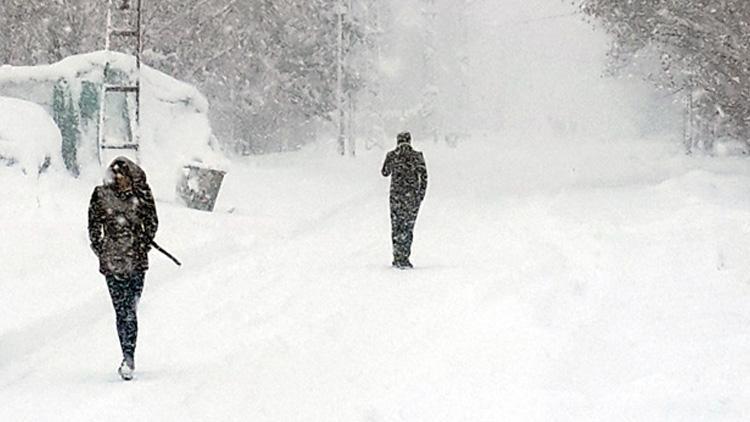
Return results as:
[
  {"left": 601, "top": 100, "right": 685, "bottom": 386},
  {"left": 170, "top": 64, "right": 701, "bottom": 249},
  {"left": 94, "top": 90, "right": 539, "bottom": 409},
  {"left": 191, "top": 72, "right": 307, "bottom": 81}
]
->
[
  {"left": 0, "top": 96, "right": 62, "bottom": 174},
  {"left": 1, "top": 132, "right": 750, "bottom": 421}
]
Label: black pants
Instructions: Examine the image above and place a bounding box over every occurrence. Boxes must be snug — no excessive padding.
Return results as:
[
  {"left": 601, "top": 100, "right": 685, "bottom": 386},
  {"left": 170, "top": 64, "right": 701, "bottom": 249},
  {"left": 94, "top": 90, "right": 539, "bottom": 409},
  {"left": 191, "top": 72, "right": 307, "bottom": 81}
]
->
[
  {"left": 106, "top": 272, "right": 145, "bottom": 363},
  {"left": 390, "top": 197, "right": 421, "bottom": 263}
]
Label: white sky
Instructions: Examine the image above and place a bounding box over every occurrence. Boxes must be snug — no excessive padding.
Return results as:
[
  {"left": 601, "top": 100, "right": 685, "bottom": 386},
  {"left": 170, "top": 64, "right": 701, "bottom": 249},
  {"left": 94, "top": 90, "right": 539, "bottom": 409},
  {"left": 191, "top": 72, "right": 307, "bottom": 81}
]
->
[{"left": 385, "top": 0, "right": 679, "bottom": 139}]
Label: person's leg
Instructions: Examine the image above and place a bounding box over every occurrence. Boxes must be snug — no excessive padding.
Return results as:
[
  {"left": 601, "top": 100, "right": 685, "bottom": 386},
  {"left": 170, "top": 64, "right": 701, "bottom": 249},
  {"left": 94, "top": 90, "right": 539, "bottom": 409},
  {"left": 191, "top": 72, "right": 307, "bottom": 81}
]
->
[
  {"left": 106, "top": 274, "right": 129, "bottom": 360},
  {"left": 120, "top": 272, "right": 145, "bottom": 366},
  {"left": 390, "top": 199, "right": 403, "bottom": 265},
  {"left": 402, "top": 203, "right": 420, "bottom": 266},
  {"left": 392, "top": 199, "right": 413, "bottom": 266},
  {"left": 106, "top": 273, "right": 145, "bottom": 368}
]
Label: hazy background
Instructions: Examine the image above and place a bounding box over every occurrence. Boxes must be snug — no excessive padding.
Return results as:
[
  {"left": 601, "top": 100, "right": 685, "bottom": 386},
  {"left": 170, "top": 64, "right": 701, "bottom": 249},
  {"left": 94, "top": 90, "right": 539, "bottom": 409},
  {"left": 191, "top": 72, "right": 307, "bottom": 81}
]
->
[{"left": 379, "top": 0, "right": 681, "bottom": 143}]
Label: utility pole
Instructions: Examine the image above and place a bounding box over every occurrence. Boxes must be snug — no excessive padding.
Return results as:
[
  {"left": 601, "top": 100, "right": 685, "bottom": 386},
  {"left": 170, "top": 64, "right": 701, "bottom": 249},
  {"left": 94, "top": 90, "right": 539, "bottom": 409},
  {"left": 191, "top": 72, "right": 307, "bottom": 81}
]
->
[
  {"left": 684, "top": 80, "right": 694, "bottom": 154},
  {"left": 456, "top": 0, "right": 471, "bottom": 142},
  {"left": 364, "top": 0, "right": 384, "bottom": 151},
  {"left": 336, "top": 0, "right": 346, "bottom": 156},
  {"left": 421, "top": 0, "right": 439, "bottom": 143},
  {"left": 345, "top": 0, "right": 355, "bottom": 157}
]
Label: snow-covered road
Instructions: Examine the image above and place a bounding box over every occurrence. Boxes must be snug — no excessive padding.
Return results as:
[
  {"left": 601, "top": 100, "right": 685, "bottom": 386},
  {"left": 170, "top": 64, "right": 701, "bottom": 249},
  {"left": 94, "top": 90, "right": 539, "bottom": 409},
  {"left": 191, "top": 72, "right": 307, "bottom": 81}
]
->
[{"left": 2, "top": 134, "right": 750, "bottom": 421}]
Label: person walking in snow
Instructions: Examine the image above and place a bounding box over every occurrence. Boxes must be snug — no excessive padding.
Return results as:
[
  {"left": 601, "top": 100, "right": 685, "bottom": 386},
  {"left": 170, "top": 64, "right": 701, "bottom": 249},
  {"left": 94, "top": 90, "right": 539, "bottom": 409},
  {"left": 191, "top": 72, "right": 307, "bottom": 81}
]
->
[
  {"left": 88, "top": 156, "right": 158, "bottom": 381},
  {"left": 381, "top": 132, "right": 428, "bottom": 269}
]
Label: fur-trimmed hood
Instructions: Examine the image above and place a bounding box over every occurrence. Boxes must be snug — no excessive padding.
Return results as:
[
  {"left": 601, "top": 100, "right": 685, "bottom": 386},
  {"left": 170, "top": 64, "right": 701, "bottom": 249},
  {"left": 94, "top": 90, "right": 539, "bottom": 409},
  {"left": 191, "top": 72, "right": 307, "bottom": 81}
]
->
[{"left": 107, "top": 156, "right": 148, "bottom": 188}]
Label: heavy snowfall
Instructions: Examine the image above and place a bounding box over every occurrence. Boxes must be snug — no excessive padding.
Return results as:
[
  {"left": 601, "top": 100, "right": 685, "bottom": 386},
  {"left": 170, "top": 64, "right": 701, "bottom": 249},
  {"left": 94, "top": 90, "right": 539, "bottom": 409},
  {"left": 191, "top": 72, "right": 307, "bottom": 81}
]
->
[{"left": 2, "top": 0, "right": 750, "bottom": 421}]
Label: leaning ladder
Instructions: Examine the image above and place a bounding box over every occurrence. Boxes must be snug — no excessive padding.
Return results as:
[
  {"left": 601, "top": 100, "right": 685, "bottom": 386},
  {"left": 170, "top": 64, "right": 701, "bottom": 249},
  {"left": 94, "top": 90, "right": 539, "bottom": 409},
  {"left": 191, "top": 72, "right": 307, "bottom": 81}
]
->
[{"left": 97, "top": 0, "right": 143, "bottom": 165}]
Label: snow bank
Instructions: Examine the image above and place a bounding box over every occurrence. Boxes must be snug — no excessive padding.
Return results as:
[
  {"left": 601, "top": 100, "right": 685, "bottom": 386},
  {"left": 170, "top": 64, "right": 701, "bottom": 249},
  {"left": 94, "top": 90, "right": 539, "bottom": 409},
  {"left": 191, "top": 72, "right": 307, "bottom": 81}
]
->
[
  {"left": 0, "top": 51, "right": 228, "bottom": 199},
  {"left": 0, "top": 96, "right": 62, "bottom": 175}
]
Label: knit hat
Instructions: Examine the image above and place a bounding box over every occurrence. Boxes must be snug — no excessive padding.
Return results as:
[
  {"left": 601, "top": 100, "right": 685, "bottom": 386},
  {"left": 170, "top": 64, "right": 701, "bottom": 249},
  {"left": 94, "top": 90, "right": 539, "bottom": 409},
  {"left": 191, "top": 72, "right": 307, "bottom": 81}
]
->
[{"left": 397, "top": 131, "right": 411, "bottom": 145}]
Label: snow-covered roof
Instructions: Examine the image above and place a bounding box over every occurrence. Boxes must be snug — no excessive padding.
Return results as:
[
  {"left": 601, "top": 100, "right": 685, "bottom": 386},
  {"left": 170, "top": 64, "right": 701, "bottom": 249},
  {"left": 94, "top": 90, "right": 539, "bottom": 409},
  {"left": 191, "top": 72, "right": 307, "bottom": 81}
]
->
[{"left": 0, "top": 51, "right": 208, "bottom": 114}]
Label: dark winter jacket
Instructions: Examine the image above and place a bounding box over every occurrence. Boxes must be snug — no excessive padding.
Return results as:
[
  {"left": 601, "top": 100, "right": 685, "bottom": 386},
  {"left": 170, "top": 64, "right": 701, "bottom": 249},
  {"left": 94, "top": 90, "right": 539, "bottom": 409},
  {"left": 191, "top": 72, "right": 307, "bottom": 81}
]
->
[
  {"left": 88, "top": 157, "right": 158, "bottom": 276},
  {"left": 381, "top": 142, "right": 428, "bottom": 204}
]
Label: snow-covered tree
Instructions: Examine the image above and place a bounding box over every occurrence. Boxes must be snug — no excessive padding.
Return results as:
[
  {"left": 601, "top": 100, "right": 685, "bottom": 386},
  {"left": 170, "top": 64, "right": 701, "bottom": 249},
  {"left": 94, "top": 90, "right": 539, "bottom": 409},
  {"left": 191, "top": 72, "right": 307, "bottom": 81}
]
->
[
  {"left": 1, "top": 0, "right": 385, "bottom": 154},
  {"left": 143, "top": 0, "right": 382, "bottom": 154},
  {"left": 0, "top": 0, "right": 103, "bottom": 64},
  {"left": 579, "top": 0, "right": 750, "bottom": 150}
]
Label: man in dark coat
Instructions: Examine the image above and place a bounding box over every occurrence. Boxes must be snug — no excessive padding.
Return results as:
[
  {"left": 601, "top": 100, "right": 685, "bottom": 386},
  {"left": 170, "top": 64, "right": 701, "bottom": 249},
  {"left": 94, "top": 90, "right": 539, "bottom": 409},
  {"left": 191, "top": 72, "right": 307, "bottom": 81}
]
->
[
  {"left": 381, "top": 132, "right": 428, "bottom": 269},
  {"left": 88, "top": 156, "right": 158, "bottom": 380}
]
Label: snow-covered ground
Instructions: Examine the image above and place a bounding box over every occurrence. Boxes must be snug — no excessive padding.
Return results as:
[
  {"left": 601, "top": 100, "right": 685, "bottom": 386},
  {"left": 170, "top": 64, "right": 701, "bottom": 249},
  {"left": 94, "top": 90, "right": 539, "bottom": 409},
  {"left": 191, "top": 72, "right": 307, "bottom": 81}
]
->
[{"left": 2, "top": 132, "right": 750, "bottom": 421}]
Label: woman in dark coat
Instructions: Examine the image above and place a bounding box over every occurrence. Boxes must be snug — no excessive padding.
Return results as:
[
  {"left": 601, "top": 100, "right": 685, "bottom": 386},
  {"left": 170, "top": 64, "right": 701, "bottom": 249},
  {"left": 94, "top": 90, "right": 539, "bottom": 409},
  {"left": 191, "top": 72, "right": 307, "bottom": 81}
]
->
[{"left": 88, "top": 156, "right": 158, "bottom": 380}]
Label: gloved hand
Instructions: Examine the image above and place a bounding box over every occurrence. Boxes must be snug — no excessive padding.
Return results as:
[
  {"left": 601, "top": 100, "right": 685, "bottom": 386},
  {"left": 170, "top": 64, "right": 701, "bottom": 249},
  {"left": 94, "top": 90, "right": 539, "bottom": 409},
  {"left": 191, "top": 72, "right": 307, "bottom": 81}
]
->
[{"left": 137, "top": 236, "right": 153, "bottom": 254}]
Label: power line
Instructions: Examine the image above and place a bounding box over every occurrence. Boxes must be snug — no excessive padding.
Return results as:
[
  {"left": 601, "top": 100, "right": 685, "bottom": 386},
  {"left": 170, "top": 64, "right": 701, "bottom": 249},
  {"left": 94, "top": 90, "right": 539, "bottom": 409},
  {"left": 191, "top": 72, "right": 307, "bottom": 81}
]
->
[
  {"left": 519, "top": 11, "right": 580, "bottom": 25},
  {"left": 486, "top": 11, "right": 581, "bottom": 28}
]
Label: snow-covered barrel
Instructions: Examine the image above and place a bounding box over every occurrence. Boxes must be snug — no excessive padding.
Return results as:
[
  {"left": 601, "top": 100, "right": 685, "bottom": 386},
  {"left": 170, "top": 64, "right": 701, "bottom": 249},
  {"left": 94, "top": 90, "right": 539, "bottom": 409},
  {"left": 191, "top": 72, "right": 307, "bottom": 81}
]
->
[{"left": 176, "top": 164, "right": 226, "bottom": 212}]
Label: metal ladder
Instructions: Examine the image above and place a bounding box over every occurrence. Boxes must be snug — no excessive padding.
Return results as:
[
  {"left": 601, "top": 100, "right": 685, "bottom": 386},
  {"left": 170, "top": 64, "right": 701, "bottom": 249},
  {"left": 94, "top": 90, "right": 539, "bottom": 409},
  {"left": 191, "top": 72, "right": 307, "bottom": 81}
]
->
[{"left": 97, "top": 0, "right": 143, "bottom": 165}]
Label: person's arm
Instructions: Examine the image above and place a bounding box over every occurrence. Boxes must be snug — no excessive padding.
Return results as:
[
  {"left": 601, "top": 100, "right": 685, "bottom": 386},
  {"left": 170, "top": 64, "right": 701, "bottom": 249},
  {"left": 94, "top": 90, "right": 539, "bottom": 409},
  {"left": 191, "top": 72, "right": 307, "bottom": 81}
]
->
[
  {"left": 87, "top": 188, "right": 105, "bottom": 256},
  {"left": 382, "top": 152, "right": 393, "bottom": 177},
  {"left": 417, "top": 152, "right": 428, "bottom": 201},
  {"left": 137, "top": 184, "right": 159, "bottom": 248}
]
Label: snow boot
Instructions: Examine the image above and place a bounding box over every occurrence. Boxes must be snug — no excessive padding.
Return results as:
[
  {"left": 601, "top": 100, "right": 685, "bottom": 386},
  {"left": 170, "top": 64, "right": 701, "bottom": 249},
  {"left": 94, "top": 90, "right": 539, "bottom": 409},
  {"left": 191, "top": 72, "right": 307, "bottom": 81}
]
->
[
  {"left": 392, "top": 259, "right": 413, "bottom": 270},
  {"left": 118, "top": 357, "right": 135, "bottom": 381}
]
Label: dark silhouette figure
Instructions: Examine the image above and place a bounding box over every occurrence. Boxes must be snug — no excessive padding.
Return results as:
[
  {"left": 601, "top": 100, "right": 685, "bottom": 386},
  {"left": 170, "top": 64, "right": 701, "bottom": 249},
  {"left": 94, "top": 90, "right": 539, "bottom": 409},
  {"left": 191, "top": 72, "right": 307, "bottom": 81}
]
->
[
  {"left": 88, "top": 156, "right": 158, "bottom": 380},
  {"left": 381, "top": 132, "right": 428, "bottom": 269}
]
